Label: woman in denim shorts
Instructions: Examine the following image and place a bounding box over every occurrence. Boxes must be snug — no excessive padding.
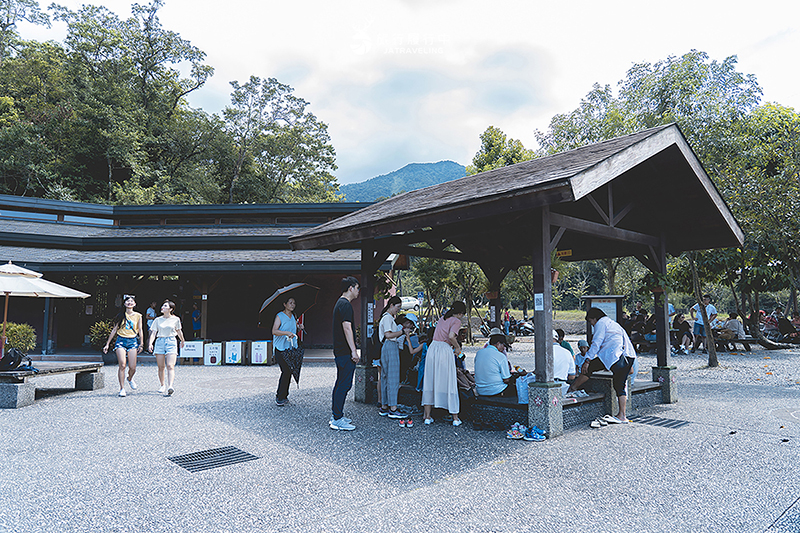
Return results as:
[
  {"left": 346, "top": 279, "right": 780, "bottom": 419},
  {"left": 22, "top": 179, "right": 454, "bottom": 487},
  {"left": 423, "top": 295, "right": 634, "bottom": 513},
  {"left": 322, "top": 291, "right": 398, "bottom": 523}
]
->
[
  {"left": 102, "top": 295, "right": 144, "bottom": 397},
  {"left": 148, "top": 300, "right": 185, "bottom": 396}
]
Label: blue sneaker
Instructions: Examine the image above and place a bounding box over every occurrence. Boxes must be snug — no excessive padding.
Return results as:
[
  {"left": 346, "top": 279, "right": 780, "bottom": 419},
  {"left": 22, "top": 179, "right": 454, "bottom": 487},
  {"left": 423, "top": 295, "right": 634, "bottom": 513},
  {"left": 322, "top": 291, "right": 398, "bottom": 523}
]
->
[
  {"left": 330, "top": 415, "right": 352, "bottom": 424},
  {"left": 387, "top": 410, "right": 405, "bottom": 419},
  {"left": 276, "top": 398, "right": 288, "bottom": 406},
  {"left": 528, "top": 425, "right": 546, "bottom": 436},
  {"left": 523, "top": 428, "right": 546, "bottom": 441}
]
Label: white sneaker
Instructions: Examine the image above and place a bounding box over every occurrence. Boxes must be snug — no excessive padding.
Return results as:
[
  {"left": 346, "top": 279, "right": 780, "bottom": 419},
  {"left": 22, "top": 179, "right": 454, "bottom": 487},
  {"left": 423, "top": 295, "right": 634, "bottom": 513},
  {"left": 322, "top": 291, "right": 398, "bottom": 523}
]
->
[
  {"left": 158, "top": 385, "right": 166, "bottom": 394},
  {"left": 424, "top": 418, "right": 434, "bottom": 425},
  {"left": 329, "top": 417, "right": 356, "bottom": 431},
  {"left": 127, "top": 379, "right": 137, "bottom": 390},
  {"left": 118, "top": 389, "right": 127, "bottom": 397}
]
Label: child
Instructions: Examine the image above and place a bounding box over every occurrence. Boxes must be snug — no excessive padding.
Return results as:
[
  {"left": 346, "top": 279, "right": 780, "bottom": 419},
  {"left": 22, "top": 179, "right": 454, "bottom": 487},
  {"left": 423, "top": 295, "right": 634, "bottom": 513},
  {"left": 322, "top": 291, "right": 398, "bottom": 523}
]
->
[{"left": 575, "top": 339, "right": 589, "bottom": 374}]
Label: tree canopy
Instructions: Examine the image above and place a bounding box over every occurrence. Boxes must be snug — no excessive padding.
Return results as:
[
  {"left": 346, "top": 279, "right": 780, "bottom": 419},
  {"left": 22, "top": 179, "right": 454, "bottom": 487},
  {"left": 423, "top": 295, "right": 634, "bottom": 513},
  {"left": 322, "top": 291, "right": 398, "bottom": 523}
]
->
[{"left": 0, "top": 0, "right": 341, "bottom": 204}]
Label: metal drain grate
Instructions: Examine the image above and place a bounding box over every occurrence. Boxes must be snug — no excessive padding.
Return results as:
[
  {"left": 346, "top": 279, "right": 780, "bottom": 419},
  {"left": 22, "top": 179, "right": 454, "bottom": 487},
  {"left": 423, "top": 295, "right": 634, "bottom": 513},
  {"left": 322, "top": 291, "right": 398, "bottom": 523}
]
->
[
  {"left": 631, "top": 415, "right": 691, "bottom": 429},
  {"left": 168, "top": 446, "right": 259, "bottom": 473}
]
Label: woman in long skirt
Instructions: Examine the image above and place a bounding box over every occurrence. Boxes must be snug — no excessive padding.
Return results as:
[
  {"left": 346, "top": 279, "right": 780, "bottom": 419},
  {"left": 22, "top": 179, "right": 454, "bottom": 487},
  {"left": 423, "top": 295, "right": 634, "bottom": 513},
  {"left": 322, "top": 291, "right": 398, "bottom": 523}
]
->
[
  {"left": 422, "top": 300, "right": 466, "bottom": 426},
  {"left": 378, "top": 295, "right": 405, "bottom": 418}
]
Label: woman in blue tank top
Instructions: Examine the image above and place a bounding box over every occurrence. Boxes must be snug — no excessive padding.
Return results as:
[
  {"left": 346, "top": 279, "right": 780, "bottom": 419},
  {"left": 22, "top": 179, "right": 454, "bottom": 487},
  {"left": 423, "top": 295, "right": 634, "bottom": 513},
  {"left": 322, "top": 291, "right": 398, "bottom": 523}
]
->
[{"left": 272, "top": 297, "right": 304, "bottom": 406}]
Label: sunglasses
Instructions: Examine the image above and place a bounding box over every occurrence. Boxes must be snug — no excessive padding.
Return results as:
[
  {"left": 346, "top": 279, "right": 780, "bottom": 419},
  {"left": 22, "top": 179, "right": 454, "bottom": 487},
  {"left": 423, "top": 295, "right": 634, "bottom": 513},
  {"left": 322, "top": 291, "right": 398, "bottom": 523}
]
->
[{"left": 123, "top": 294, "right": 136, "bottom": 301}]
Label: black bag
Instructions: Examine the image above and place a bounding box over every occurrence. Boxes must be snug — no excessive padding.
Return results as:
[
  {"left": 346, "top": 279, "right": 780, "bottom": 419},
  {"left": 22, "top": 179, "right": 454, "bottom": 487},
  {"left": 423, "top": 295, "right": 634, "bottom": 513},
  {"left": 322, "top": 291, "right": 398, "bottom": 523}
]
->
[{"left": 0, "top": 347, "right": 24, "bottom": 371}]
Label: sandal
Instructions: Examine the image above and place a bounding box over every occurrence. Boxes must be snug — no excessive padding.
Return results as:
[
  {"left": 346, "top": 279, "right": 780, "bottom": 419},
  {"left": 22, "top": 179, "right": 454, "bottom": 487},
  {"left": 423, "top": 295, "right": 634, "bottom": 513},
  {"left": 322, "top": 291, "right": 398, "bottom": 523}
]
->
[{"left": 602, "top": 415, "right": 623, "bottom": 424}]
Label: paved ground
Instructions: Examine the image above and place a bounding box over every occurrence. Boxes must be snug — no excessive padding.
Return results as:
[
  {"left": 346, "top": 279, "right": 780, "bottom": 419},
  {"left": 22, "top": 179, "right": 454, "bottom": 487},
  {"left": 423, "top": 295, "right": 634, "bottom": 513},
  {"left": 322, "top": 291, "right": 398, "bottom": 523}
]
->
[{"left": 1, "top": 341, "right": 798, "bottom": 533}]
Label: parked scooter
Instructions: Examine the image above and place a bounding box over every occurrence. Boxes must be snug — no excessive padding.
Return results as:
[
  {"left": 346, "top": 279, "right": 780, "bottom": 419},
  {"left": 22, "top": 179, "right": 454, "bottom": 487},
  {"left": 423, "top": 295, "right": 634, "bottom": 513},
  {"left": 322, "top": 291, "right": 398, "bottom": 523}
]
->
[{"left": 515, "top": 318, "right": 535, "bottom": 336}]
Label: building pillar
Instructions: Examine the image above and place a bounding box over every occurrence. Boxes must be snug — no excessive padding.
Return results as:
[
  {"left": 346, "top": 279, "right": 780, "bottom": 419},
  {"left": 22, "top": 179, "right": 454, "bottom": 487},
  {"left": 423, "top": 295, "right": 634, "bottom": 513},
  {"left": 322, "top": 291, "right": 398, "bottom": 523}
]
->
[
  {"left": 527, "top": 382, "right": 563, "bottom": 437},
  {"left": 528, "top": 207, "right": 563, "bottom": 436}
]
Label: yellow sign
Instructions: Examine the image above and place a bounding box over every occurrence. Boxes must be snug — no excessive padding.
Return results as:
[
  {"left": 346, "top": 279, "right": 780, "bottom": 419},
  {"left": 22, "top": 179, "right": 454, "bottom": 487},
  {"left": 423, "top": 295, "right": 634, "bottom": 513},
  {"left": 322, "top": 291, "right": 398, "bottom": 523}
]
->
[{"left": 555, "top": 249, "right": 572, "bottom": 258}]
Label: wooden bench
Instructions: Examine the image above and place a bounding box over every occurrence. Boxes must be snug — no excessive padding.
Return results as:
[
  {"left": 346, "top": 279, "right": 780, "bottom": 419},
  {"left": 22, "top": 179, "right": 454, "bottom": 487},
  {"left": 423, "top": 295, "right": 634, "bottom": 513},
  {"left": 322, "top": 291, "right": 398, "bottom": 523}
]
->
[
  {"left": 0, "top": 362, "right": 104, "bottom": 409},
  {"left": 718, "top": 337, "right": 756, "bottom": 352}
]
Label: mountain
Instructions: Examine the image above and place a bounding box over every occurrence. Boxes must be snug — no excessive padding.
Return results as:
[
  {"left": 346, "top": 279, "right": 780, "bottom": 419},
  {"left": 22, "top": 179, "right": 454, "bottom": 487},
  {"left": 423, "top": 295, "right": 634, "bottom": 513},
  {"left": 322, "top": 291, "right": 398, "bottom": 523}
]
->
[{"left": 340, "top": 161, "right": 466, "bottom": 202}]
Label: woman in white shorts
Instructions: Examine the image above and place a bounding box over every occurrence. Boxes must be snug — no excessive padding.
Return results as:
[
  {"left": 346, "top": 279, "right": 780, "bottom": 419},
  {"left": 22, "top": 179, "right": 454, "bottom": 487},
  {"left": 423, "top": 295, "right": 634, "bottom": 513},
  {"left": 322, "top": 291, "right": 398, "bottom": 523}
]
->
[{"left": 148, "top": 300, "right": 185, "bottom": 396}]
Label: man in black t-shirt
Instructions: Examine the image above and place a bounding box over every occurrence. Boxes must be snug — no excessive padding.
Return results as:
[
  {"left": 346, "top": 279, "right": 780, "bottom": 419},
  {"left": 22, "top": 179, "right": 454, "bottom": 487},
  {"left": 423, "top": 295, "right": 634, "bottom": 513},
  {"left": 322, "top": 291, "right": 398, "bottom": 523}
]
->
[{"left": 330, "top": 276, "right": 360, "bottom": 430}]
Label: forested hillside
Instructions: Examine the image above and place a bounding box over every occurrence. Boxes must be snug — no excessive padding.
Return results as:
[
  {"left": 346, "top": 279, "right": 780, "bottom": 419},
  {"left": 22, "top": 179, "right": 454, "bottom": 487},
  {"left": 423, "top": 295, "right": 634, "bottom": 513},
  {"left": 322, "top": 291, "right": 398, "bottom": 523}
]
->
[{"left": 341, "top": 161, "right": 465, "bottom": 202}]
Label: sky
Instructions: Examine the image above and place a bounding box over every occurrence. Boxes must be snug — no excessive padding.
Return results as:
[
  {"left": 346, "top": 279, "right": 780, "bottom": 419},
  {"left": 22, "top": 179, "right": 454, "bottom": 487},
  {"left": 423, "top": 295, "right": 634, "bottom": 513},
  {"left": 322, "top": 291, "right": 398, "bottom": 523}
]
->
[{"left": 18, "top": 0, "right": 800, "bottom": 185}]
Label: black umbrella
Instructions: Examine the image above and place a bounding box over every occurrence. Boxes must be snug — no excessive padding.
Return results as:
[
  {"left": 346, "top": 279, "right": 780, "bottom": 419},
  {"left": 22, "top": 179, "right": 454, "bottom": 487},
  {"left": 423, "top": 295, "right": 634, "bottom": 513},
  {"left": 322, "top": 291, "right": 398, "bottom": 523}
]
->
[
  {"left": 282, "top": 345, "right": 304, "bottom": 387},
  {"left": 258, "top": 283, "right": 319, "bottom": 331}
]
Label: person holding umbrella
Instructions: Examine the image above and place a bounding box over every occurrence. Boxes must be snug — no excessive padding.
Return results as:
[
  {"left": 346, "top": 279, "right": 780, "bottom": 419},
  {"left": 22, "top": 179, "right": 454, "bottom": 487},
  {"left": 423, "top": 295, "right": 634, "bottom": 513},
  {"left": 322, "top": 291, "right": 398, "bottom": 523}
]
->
[
  {"left": 102, "top": 295, "right": 144, "bottom": 397},
  {"left": 271, "top": 296, "right": 305, "bottom": 406},
  {"left": 148, "top": 300, "right": 185, "bottom": 396}
]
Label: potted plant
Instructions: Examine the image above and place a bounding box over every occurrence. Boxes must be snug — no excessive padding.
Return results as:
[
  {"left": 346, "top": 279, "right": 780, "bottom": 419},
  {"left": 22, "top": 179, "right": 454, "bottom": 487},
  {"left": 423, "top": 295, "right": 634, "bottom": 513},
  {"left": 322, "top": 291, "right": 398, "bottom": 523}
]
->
[
  {"left": 89, "top": 320, "right": 116, "bottom": 364},
  {"left": 5, "top": 322, "right": 36, "bottom": 354}
]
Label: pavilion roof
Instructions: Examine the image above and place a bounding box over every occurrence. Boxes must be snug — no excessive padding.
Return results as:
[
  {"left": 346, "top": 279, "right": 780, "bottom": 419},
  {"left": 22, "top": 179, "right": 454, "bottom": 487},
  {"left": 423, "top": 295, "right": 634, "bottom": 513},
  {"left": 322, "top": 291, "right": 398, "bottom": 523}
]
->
[{"left": 290, "top": 124, "right": 744, "bottom": 264}]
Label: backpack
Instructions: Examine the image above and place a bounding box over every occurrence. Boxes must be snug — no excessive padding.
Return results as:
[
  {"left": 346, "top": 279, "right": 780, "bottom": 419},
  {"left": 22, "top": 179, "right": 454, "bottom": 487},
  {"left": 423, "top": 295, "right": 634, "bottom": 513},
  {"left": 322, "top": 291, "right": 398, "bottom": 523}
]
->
[{"left": 0, "top": 347, "right": 24, "bottom": 371}]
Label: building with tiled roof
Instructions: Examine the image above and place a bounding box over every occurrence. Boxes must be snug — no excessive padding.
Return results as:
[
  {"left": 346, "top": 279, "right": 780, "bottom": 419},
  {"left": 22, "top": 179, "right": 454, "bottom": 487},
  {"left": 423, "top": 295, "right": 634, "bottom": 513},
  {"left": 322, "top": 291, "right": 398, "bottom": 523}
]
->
[{"left": 0, "top": 195, "right": 377, "bottom": 352}]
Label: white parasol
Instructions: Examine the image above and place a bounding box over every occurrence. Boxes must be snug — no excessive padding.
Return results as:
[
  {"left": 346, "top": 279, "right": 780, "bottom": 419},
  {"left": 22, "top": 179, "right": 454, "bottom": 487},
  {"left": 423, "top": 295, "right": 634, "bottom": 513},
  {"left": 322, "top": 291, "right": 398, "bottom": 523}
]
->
[{"left": 0, "top": 261, "right": 91, "bottom": 353}]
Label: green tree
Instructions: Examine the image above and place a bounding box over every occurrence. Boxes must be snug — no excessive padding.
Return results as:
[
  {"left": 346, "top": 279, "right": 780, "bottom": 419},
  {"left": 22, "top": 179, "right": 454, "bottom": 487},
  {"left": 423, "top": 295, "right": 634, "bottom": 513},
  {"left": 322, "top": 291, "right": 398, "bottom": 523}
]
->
[
  {"left": 223, "top": 76, "right": 339, "bottom": 204},
  {"left": 0, "top": 0, "right": 49, "bottom": 63},
  {"left": 410, "top": 256, "right": 453, "bottom": 322},
  {"left": 466, "top": 125, "right": 535, "bottom": 175}
]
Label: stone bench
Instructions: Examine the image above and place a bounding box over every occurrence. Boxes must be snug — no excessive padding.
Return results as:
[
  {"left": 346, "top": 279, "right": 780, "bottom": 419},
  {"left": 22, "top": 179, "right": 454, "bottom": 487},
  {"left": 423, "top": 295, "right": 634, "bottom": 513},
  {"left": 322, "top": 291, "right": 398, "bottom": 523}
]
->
[
  {"left": 472, "top": 378, "right": 663, "bottom": 431},
  {"left": 0, "top": 362, "right": 104, "bottom": 408}
]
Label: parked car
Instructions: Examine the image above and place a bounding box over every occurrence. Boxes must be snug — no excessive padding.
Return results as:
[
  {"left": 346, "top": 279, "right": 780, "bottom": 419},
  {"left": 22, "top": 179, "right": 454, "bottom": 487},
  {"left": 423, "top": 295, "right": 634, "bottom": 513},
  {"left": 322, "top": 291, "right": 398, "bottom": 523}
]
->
[{"left": 401, "top": 296, "right": 420, "bottom": 311}]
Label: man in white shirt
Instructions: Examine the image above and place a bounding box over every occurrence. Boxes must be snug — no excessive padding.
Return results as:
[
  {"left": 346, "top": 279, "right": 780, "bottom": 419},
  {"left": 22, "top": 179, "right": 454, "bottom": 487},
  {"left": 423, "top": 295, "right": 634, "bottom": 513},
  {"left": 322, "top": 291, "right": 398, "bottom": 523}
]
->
[
  {"left": 474, "top": 328, "right": 516, "bottom": 397},
  {"left": 552, "top": 330, "right": 576, "bottom": 396},
  {"left": 566, "top": 307, "right": 637, "bottom": 423},
  {"left": 690, "top": 294, "right": 718, "bottom": 353}
]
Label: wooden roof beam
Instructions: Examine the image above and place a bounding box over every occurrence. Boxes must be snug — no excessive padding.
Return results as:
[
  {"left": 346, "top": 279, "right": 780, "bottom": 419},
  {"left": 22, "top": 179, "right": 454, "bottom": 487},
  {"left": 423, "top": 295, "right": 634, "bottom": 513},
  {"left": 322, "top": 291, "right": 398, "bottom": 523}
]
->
[{"left": 549, "top": 212, "right": 659, "bottom": 247}]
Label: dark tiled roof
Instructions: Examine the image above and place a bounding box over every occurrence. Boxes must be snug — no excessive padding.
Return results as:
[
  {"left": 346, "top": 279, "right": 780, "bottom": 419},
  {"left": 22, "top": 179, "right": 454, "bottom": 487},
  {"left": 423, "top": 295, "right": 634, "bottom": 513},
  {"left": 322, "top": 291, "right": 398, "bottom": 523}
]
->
[
  {"left": 0, "top": 219, "right": 305, "bottom": 239},
  {"left": 0, "top": 245, "right": 360, "bottom": 264}
]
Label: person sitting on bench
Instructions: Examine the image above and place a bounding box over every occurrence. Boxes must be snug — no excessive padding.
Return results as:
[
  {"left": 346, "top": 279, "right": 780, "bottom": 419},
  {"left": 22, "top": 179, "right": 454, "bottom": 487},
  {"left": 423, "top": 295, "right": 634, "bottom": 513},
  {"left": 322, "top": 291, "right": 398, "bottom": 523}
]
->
[
  {"left": 474, "top": 328, "right": 518, "bottom": 398},
  {"left": 566, "top": 307, "right": 637, "bottom": 424},
  {"left": 552, "top": 329, "right": 576, "bottom": 395}
]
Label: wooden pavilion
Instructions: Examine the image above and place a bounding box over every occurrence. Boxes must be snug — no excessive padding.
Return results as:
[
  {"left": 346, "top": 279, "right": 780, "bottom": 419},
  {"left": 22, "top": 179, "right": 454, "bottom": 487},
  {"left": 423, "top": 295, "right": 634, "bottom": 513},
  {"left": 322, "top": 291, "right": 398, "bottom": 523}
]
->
[{"left": 290, "top": 124, "right": 744, "bottom": 436}]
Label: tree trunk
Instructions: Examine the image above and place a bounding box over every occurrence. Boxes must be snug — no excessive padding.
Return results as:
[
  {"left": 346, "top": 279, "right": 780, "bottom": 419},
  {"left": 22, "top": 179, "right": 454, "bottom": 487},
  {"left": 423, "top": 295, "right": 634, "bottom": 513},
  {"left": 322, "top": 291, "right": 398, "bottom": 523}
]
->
[
  {"left": 605, "top": 258, "right": 618, "bottom": 294},
  {"left": 689, "top": 253, "right": 717, "bottom": 367}
]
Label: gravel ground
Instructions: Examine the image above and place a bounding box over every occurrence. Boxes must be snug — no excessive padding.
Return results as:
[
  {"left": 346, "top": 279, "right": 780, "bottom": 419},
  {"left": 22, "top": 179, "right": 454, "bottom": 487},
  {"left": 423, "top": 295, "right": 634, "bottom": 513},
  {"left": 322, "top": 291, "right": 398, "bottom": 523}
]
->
[{"left": 0, "top": 341, "right": 798, "bottom": 533}]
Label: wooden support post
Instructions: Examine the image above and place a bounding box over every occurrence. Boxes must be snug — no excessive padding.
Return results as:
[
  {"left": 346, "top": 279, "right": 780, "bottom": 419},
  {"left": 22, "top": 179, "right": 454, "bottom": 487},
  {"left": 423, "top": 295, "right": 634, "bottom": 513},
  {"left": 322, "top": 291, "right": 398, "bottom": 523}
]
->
[
  {"left": 479, "top": 264, "right": 508, "bottom": 330},
  {"left": 359, "top": 244, "right": 376, "bottom": 366},
  {"left": 654, "top": 236, "right": 671, "bottom": 367},
  {"left": 354, "top": 242, "right": 383, "bottom": 405},
  {"left": 533, "top": 207, "right": 554, "bottom": 383}
]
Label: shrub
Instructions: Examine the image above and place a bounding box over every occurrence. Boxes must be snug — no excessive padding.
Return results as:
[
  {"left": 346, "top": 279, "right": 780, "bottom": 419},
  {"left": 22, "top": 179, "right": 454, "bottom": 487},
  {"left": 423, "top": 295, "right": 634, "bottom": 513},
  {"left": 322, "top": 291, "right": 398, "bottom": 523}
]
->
[
  {"left": 4, "top": 322, "right": 36, "bottom": 354},
  {"left": 89, "top": 320, "right": 113, "bottom": 350}
]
